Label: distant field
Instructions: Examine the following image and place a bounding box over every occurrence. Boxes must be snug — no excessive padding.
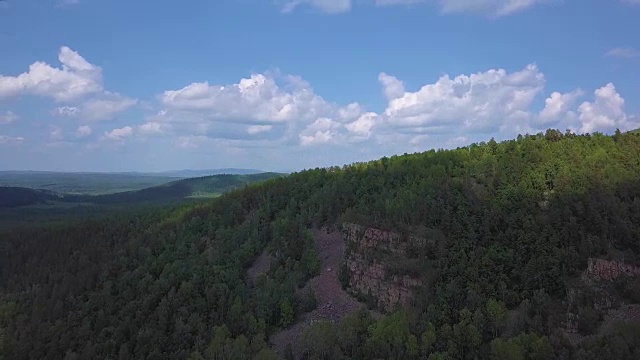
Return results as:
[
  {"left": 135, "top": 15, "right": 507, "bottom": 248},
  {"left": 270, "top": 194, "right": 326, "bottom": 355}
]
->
[
  {"left": 0, "top": 171, "right": 178, "bottom": 195},
  {"left": 0, "top": 172, "right": 285, "bottom": 229},
  {"left": 85, "top": 172, "right": 285, "bottom": 204}
]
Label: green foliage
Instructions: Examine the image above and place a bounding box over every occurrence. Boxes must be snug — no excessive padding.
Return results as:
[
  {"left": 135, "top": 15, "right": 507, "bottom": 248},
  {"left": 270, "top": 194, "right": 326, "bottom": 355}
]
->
[
  {"left": 279, "top": 299, "right": 294, "bottom": 327},
  {"left": 4, "top": 130, "right": 640, "bottom": 359}
]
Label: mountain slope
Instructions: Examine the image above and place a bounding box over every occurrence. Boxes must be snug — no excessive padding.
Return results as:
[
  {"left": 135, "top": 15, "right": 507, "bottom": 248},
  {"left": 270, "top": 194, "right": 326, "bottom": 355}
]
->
[{"left": 2, "top": 130, "right": 640, "bottom": 359}]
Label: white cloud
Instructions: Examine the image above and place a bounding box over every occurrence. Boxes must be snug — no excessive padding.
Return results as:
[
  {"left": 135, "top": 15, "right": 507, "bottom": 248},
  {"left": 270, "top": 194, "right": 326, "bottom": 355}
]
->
[
  {"left": 247, "top": 125, "right": 273, "bottom": 135},
  {"left": 52, "top": 93, "right": 137, "bottom": 122},
  {"left": 345, "top": 112, "right": 379, "bottom": 139},
  {"left": 0, "top": 111, "right": 17, "bottom": 124},
  {"left": 159, "top": 72, "right": 366, "bottom": 146},
  {"left": 280, "top": 0, "right": 549, "bottom": 16},
  {"left": 161, "top": 74, "right": 334, "bottom": 124},
  {"left": 281, "top": 0, "right": 351, "bottom": 13},
  {"left": 300, "top": 130, "right": 335, "bottom": 146},
  {"left": 2, "top": 46, "right": 135, "bottom": 123},
  {"left": 621, "top": 0, "right": 640, "bottom": 5},
  {"left": 139, "top": 121, "right": 165, "bottom": 135},
  {"left": 0, "top": 135, "right": 25, "bottom": 145},
  {"left": 75, "top": 125, "right": 92, "bottom": 137},
  {"left": 577, "top": 83, "right": 637, "bottom": 134},
  {"left": 53, "top": 106, "right": 80, "bottom": 117},
  {"left": 0, "top": 46, "right": 102, "bottom": 102},
  {"left": 103, "top": 126, "right": 133, "bottom": 141},
  {"left": 382, "top": 64, "right": 545, "bottom": 134},
  {"left": 299, "top": 117, "right": 342, "bottom": 145},
  {"left": 538, "top": 89, "right": 584, "bottom": 125},
  {"left": 379, "top": 73, "right": 405, "bottom": 100},
  {"left": 436, "top": 0, "right": 549, "bottom": 16},
  {"left": 80, "top": 92, "right": 137, "bottom": 121},
  {"left": 606, "top": 47, "right": 640, "bottom": 59}
]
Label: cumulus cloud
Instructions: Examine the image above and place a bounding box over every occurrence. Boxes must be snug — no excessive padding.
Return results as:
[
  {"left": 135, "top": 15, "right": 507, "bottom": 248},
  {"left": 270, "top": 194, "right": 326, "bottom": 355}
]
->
[
  {"left": 379, "top": 73, "right": 405, "bottom": 100},
  {"left": 0, "top": 135, "right": 25, "bottom": 145},
  {"left": 0, "top": 46, "right": 102, "bottom": 102},
  {"left": 345, "top": 112, "right": 379, "bottom": 140},
  {"left": 381, "top": 64, "right": 545, "bottom": 134},
  {"left": 139, "top": 122, "right": 165, "bottom": 135},
  {"left": 606, "top": 47, "right": 640, "bottom": 59},
  {"left": 0, "top": 111, "right": 17, "bottom": 124},
  {"left": 538, "top": 89, "right": 584, "bottom": 126},
  {"left": 577, "top": 83, "right": 636, "bottom": 134},
  {"left": 0, "top": 47, "right": 136, "bottom": 123},
  {"left": 161, "top": 74, "right": 335, "bottom": 124},
  {"left": 52, "top": 93, "right": 136, "bottom": 122},
  {"left": 103, "top": 126, "right": 133, "bottom": 141},
  {"left": 158, "top": 66, "right": 637, "bottom": 154},
  {"left": 158, "top": 72, "right": 366, "bottom": 146},
  {"left": 299, "top": 117, "right": 342, "bottom": 146}
]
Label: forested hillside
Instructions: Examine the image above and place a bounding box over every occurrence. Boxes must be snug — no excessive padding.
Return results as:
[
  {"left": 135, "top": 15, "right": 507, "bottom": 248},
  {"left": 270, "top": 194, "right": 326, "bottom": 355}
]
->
[
  {"left": 0, "top": 187, "right": 61, "bottom": 208},
  {"left": 2, "top": 129, "right": 640, "bottom": 359},
  {"left": 85, "top": 172, "right": 285, "bottom": 204}
]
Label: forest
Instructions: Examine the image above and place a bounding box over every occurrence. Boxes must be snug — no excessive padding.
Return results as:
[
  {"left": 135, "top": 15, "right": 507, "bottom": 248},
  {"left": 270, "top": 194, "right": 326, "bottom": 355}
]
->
[{"left": 2, "top": 129, "right": 640, "bottom": 359}]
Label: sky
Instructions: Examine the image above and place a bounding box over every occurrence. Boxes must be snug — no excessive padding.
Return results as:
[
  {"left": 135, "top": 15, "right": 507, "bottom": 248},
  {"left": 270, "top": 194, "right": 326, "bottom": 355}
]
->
[{"left": 0, "top": 0, "right": 639, "bottom": 172}]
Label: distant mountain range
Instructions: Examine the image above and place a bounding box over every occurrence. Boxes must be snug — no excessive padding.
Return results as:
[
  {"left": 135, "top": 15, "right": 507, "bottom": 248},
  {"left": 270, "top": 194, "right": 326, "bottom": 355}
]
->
[
  {"left": 0, "top": 168, "right": 268, "bottom": 177},
  {"left": 151, "top": 168, "right": 267, "bottom": 177},
  {"left": 0, "top": 169, "right": 276, "bottom": 195}
]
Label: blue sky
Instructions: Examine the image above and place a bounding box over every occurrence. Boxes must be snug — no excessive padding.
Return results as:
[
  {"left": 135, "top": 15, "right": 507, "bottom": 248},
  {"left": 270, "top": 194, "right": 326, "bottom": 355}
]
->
[{"left": 1, "top": 0, "right": 639, "bottom": 172}]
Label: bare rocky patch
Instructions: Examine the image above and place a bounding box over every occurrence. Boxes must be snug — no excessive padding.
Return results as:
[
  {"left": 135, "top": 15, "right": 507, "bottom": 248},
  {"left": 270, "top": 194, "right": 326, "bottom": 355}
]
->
[
  {"left": 246, "top": 249, "right": 272, "bottom": 286},
  {"left": 269, "top": 228, "right": 364, "bottom": 358}
]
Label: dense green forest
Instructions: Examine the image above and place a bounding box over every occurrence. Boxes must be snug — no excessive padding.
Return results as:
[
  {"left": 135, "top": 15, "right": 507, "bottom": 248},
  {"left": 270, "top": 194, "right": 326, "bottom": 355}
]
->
[
  {"left": 0, "top": 187, "right": 62, "bottom": 208},
  {"left": 2, "top": 129, "right": 640, "bottom": 359}
]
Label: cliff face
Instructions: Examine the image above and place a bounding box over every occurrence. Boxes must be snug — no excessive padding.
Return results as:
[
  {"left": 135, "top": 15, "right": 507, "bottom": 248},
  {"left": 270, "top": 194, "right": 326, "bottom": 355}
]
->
[{"left": 342, "top": 223, "right": 430, "bottom": 311}]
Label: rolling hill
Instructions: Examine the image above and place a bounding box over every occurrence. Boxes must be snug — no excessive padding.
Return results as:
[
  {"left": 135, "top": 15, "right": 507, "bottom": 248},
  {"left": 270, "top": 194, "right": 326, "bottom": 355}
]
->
[
  {"left": 0, "top": 187, "right": 62, "bottom": 208},
  {"left": 84, "top": 172, "right": 285, "bottom": 204},
  {"left": 0, "top": 172, "right": 284, "bottom": 209},
  {"left": 0, "top": 171, "right": 178, "bottom": 195}
]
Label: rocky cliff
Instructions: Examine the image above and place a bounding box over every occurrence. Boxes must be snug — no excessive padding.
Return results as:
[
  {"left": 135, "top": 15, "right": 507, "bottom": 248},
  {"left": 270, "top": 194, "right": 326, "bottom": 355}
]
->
[
  {"left": 341, "top": 223, "right": 432, "bottom": 311},
  {"left": 586, "top": 258, "right": 640, "bottom": 281}
]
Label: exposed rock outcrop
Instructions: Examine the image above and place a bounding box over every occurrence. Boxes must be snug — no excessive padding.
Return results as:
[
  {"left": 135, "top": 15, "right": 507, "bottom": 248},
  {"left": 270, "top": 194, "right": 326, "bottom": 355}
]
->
[
  {"left": 269, "top": 229, "right": 364, "bottom": 358},
  {"left": 586, "top": 258, "right": 640, "bottom": 281},
  {"left": 342, "top": 223, "right": 431, "bottom": 311}
]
